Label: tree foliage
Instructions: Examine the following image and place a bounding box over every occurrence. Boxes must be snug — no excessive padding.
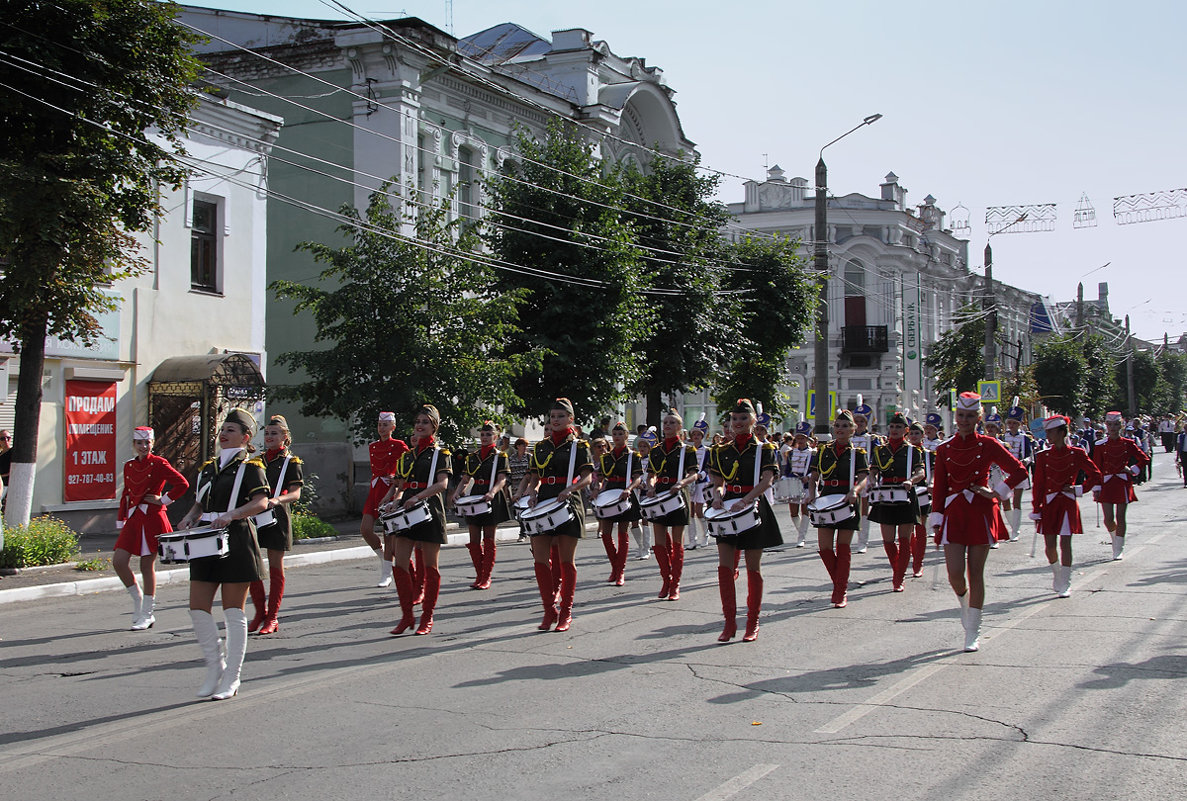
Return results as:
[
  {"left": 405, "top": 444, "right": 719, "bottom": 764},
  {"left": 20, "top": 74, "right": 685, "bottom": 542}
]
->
[
  {"left": 271, "top": 186, "right": 538, "bottom": 446},
  {"left": 617, "top": 155, "right": 736, "bottom": 425},
  {"left": 925, "top": 305, "right": 986, "bottom": 398},
  {"left": 0, "top": 0, "right": 202, "bottom": 526},
  {"left": 1157, "top": 351, "right": 1187, "bottom": 412},
  {"left": 711, "top": 235, "right": 817, "bottom": 419},
  {"left": 1081, "top": 333, "right": 1120, "bottom": 418},
  {"left": 1033, "top": 334, "right": 1088, "bottom": 417},
  {"left": 484, "top": 122, "right": 651, "bottom": 423}
]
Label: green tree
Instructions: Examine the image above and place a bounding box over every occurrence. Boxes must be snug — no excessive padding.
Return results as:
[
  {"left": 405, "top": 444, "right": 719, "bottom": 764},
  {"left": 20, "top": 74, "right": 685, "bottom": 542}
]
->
[
  {"left": 1081, "top": 333, "right": 1120, "bottom": 418},
  {"left": 484, "top": 122, "right": 651, "bottom": 422},
  {"left": 1111, "top": 349, "right": 1161, "bottom": 416},
  {"left": 1157, "top": 351, "right": 1187, "bottom": 412},
  {"left": 925, "top": 305, "right": 986, "bottom": 399},
  {"left": 711, "top": 235, "right": 817, "bottom": 420},
  {"left": 271, "top": 186, "right": 538, "bottom": 446},
  {"left": 618, "top": 155, "right": 736, "bottom": 426},
  {"left": 0, "top": 0, "right": 201, "bottom": 526},
  {"left": 1033, "top": 334, "right": 1088, "bottom": 417}
]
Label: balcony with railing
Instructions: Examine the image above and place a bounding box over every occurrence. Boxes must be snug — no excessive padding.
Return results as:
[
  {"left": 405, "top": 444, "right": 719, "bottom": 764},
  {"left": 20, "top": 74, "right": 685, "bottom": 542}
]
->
[{"left": 841, "top": 325, "right": 889, "bottom": 354}]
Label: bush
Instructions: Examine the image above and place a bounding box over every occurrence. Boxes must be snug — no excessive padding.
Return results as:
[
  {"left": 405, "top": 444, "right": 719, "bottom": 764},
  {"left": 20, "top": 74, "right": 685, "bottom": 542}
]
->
[
  {"left": 291, "top": 511, "right": 336, "bottom": 540},
  {"left": 1, "top": 516, "right": 80, "bottom": 568}
]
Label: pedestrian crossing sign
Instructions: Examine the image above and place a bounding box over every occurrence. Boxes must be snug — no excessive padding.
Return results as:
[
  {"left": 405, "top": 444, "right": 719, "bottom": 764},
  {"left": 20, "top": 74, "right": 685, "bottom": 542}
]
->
[{"left": 978, "top": 380, "right": 1001, "bottom": 404}]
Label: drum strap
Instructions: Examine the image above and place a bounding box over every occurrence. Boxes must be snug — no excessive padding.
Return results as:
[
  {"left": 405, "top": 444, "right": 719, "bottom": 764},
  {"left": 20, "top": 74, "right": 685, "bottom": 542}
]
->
[
  {"left": 566, "top": 440, "right": 578, "bottom": 486},
  {"left": 753, "top": 442, "right": 763, "bottom": 488},
  {"left": 906, "top": 444, "right": 913, "bottom": 482},
  {"left": 625, "top": 451, "right": 633, "bottom": 486},
  {"left": 272, "top": 456, "right": 291, "bottom": 499},
  {"left": 429, "top": 448, "right": 440, "bottom": 488},
  {"left": 488, "top": 451, "right": 499, "bottom": 489},
  {"left": 849, "top": 446, "right": 856, "bottom": 489},
  {"left": 678, "top": 444, "right": 687, "bottom": 482},
  {"left": 227, "top": 462, "right": 246, "bottom": 515}
]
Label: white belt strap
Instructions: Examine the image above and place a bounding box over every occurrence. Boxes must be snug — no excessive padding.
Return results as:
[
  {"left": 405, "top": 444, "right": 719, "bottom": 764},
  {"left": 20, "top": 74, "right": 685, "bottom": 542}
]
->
[
  {"left": 566, "top": 440, "right": 578, "bottom": 486},
  {"left": 273, "top": 456, "right": 291, "bottom": 499}
]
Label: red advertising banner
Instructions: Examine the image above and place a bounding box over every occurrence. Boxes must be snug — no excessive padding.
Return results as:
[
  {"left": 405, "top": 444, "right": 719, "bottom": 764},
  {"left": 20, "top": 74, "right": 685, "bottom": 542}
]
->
[{"left": 63, "top": 379, "right": 117, "bottom": 502}]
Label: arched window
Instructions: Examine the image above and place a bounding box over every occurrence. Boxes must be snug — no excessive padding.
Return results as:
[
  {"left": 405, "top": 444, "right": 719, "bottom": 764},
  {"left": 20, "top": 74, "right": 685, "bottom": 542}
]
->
[{"left": 458, "top": 145, "right": 477, "bottom": 220}]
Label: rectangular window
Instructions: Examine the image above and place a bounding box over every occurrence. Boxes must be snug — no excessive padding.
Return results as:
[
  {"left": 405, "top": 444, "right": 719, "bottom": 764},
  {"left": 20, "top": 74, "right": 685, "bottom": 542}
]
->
[
  {"left": 458, "top": 146, "right": 476, "bottom": 220},
  {"left": 190, "top": 199, "right": 218, "bottom": 293}
]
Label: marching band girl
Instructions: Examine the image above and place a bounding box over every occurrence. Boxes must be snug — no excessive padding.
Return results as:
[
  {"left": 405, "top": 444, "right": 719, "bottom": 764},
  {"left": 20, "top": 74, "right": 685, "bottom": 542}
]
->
[
  {"left": 811, "top": 410, "right": 869, "bottom": 608},
  {"left": 247, "top": 415, "right": 304, "bottom": 635},
  {"left": 114, "top": 426, "right": 189, "bottom": 630},
  {"left": 708, "top": 399, "right": 782, "bottom": 642},
  {"left": 1002, "top": 401, "right": 1036, "bottom": 542},
  {"left": 786, "top": 422, "right": 817, "bottom": 548},
  {"left": 522, "top": 398, "right": 594, "bottom": 632},
  {"left": 906, "top": 421, "right": 933, "bottom": 578},
  {"left": 595, "top": 421, "right": 643, "bottom": 586},
  {"left": 1030, "top": 415, "right": 1101, "bottom": 597},
  {"left": 450, "top": 420, "right": 510, "bottom": 590},
  {"left": 632, "top": 429, "right": 657, "bottom": 561},
  {"left": 867, "top": 412, "right": 926, "bottom": 593},
  {"left": 686, "top": 414, "right": 712, "bottom": 550},
  {"left": 361, "top": 412, "right": 409, "bottom": 587},
  {"left": 380, "top": 405, "right": 452, "bottom": 635},
  {"left": 851, "top": 397, "right": 877, "bottom": 553},
  {"left": 179, "top": 409, "right": 270, "bottom": 700},
  {"left": 644, "top": 410, "right": 698, "bottom": 601},
  {"left": 929, "top": 393, "right": 1029, "bottom": 652},
  {"left": 1091, "top": 411, "right": 1151, "bottom": 560}
]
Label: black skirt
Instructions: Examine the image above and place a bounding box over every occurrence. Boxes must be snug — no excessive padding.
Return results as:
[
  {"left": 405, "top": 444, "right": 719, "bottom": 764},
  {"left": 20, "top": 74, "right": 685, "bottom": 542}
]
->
[
  {"left": 462, "top": 491, "right": 512, "bottom": 528},
  {"left": 529, "top": 491, "right": 587, "bottom": 539},
  {"left": 189, "top": 522, "right": 265, "bottom": 583},
  {"left": 598, "top": 490, "right": 642, "bottom": 524},
  {"left": 643, "top": 486, "right": 691, "bottom": 527},
  {"left": 255, "top": 506, "right": 293, "bottom": 552},
  {"left": 393, "top": 493, "right": 448, "bottom": 544},
  {"left": 813, "top": 489, "right": 860, "bottom": 531},
  {"left": 868, "top": 496, "right": 922, "bottom": 525}
]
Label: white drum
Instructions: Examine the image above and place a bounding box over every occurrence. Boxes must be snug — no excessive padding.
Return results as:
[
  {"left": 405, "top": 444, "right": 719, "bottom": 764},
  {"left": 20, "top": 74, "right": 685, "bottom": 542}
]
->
[
  {"left": 808, "top": 495, "right": 856, "bottom": 527},
  {"left": 592, "top": 489, "right": 631, "bottom": 519},
  {"left": 158, "top": 525, "right": 230, "bottom": 564},
  {"left": 693, "top": 480, "right": 714, "bottom": 505},
  {"left": 912, "top": 486, "right": 932, "bottom": 508},
  {"left": 513, "top": 495, "right": 532, "bottom": 520},
  {"left": 380, "top": 500, "right": 432, "bottom": 533},
  {"left": 773, "top": 477, "right": 806, "bottom": 503},
  {"left": 520, "top": 498, "right": 574, "bottom": 535},
  {"left": 870, "top": 486, "right": 912, "bottom": 505},
  {"left": 704, "top": 503, "right": 762, "bottom": 538},
  {"left": 251, "top": 509, "right": 276, "bottom": 530},
  {"left": 455, "top": 494, "right": 491, "bottom": 517},
  {"left": 640, "top": 489, "right": 686, "bottom": 521}
]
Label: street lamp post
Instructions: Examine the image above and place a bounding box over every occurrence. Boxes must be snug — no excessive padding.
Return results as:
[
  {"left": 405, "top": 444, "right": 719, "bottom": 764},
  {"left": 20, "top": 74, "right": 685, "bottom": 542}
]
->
[{"left": 813, "top": 114, "right": 882, "bottom": 435}]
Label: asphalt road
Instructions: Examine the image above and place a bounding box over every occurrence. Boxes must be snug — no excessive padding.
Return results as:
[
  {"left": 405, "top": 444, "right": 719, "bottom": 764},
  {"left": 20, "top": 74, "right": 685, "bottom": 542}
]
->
[{"left": 2, "top": 453, "right": 1186, "bottom": 801}]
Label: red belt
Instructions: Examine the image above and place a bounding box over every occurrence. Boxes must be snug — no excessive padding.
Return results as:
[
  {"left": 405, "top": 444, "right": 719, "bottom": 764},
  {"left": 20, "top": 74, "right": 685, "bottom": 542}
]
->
[
  {"left": 605, "top": 477, "right": 626, "bottom": 484},
  {"left": 656, "top": 477, "right": 677, "bottom": 485},
  {"left": 405, "top": 482, "right": 426, "bottom": 489},
  {"left": 822, "top": 480, "right": 848, "bottom": 487},
  {"left": 725, "top": 484, "right": 754, "bottom": 493},
  {"left": 473, "top": 479, "right": 489, "bottom": 485},
  {"left": 541, "top": 476, "right": 575, "bottom": 485}
]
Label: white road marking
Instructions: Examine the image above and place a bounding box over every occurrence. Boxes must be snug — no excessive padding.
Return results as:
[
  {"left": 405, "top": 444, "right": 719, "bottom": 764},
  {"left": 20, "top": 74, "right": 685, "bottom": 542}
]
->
[{"left": 691, "top": 764, "right": 780, "bottom": 801}]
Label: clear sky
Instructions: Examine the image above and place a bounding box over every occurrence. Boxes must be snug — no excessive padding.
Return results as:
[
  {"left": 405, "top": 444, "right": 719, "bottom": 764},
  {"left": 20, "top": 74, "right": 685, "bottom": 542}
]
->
[{"left": 185, "top": 0, "right": 1187, "bottom": 342}]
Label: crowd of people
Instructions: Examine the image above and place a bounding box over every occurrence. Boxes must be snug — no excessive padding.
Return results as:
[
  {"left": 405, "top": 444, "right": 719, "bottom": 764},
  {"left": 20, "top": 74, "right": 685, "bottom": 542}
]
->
[{"left": 109, "top": 398, "right": 1185, "bottom": 700}]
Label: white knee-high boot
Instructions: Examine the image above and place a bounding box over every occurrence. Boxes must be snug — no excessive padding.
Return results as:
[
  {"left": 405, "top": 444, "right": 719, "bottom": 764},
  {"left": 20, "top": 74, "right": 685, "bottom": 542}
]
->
[
  {"left": 375, "top": 548, "right": 393, "bottom": 587},
  {"left": 794, "top": 514, "right": 809, "bottom": 547},
  {"left": 856, "top": 517, "right": 870, "bottom": 553},
  {"left": 126, "top": 583, "right": 143, "bottom": 618},
  {"left": 963, "top": 607, "right": 982, "bottom": 652},
  {"left": 1111, "top": 534, "right": 1124, "bottom": 560},
  {"left": 212, "top": 608, "right": 247, "bottom": 700},
  {"left": 131, "top": 595, "right": 155, "bottom": 631},
  {"left": 1007, "top": 509, "right": 1023, "bottom": 541},
  {"left": 190, "top": 609, "right": 225, "bottom": 698}
]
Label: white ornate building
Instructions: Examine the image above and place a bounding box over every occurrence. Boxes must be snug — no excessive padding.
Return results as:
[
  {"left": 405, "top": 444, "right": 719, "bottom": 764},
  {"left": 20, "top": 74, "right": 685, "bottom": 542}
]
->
[{"left": 723, "top": 168, "right": 1043, "bottom": 428}]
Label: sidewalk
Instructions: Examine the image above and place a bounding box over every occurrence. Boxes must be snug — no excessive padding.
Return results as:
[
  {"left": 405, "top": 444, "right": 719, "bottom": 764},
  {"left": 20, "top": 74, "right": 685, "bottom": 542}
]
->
[{"left": 0, "top": 516, "right": 544, "bottom": 605}]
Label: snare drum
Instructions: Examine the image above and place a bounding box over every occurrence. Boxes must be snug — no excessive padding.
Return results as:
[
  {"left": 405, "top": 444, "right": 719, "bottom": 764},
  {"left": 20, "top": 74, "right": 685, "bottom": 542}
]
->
[
  {"left": 158, "top": 525, "right": 230, "bottom": 564},
  {"left": 693, "top": 480, "right": 714, "bottom": 505},
  {"left": 380, "top": 500, "right": 432, "bottom": 533},
  {"left": 704, "top": 503, "right": 762, "bottom": 537},
  {"left": 592, "top": 489, "right": 631, "bottom": 519},
  {"left": 520, "top": 498, "right": 574, "bottom": 535},
  {"left": 773, "top": 476, "right": 805, "bottom": 503},
  {"left": 251, "top": 509, "right": 276, "bottom": 530},
  {"left": 912, "top": 485, "right": 931, "bottom": 508},
  {"left": 513, "top": 495, "right": 532, "bottom": 520},
  {"left": 639, "top": 490, "right": 686, "bottom": 521},
  {"left": 808, "top": 495, "right": 855, "bottom": 527},
  {"left": 455, "top": 494, "right": 492, "bottom": 517},
  {"left": 869, "top": 486, "right": 912, "bottom": 505}
]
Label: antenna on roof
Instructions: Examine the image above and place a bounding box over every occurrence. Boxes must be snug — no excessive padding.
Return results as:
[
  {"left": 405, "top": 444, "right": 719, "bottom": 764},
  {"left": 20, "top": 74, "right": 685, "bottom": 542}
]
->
[{"left": 445, "top": 0, "right": 454, "bottom": 34}]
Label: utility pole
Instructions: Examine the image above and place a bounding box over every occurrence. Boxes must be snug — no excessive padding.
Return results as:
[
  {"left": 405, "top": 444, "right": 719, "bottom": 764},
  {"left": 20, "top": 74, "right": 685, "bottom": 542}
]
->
[
  {"left": 1126, "top": 314, "right": 1137, "bottom": 417},
  {"left": 1076, "top": 282, "right": 1085, "bottom": 329},
  {"left": 983, "top": 242, "right": 996, "bottom": 380}
]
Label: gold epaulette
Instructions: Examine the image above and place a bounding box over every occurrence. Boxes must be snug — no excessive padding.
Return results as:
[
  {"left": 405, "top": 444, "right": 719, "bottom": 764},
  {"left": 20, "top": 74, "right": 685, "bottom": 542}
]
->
[
  {"left": 248, "top": 457, "right": 266, "bottom": 469},
  {"left": 200, "top": 459, "right": 216, "bottom": 470},
  {"left": 762, "top": 441, "right": 777, "bottom": 451},
  {"left": 290, "top": 454, "right": 304, "bottom": 464}
]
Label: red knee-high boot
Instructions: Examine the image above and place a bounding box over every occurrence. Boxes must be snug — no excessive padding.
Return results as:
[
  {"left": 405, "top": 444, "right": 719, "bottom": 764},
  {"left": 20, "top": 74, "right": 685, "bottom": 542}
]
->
[
  {"left": 555, "top": 563, "right": 577, "bottom": 632},
  {"left": 390, "top": 566, "right": 416, "bottom": 634},
  {"left": 614, "top": 530, "right": 630, "bottom": 585},
  {"left": 466, "top": 542, "right": 482, "bottom": 588},
  {"left": 818, "top": 548, "right": 837, "bottom": 594},
  {"left": 882, "top": 541, "right": 901, "bottom": 590},
  {"left": 549, "top": 543, "right": 562, "bottom": 602},
  {"left": 534, "top": 562, "right": 558, "bottom": 630},
  {"left": 717, "top": 565, "right": 737, "bottom": 642},
  {"left": 601, "top": 532, "right": 617, "bottom": 581},
  {"left": 248, "top": 580, "right": 267, "bottom": 632},
  {"left": 732, "top": 547, "right": 742, "bottom": 580},
  {"left": 416, "top": 566, "right": 440, "bottom": 635},
  {"left": 258, "top": 566, "right": 285, "bottom": 635},
  {"left": 477, "top": 540, "right": 495, "bottom": 589},
  {"left": 412, "top": 547, "right": 426, "bottom": 605},
  {"left": 668, "top": 542, "right": 684, "bottom": 601},
  {"left": 893, "top": 539, "right": 911, "bottom": 591},
  {"left": 743, "top": 569, "right": 763, "bottom": 641},
  {"left": 653, "top": 542, "right": 672, "bottom": 599},
  {"left": 911, "top": 525, "right": 927, "bottom": 577},
  {"left": 833, "top": 544, "right": 851, "bottom": 608}
]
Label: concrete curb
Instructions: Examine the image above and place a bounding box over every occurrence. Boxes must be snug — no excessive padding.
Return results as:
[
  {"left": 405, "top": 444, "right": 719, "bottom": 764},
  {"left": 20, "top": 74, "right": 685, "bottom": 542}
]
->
[{"left": 0, "top": 527, "right": 535, "bottom": 606}]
